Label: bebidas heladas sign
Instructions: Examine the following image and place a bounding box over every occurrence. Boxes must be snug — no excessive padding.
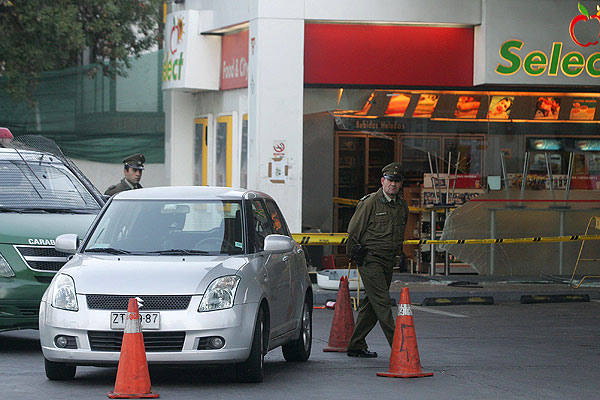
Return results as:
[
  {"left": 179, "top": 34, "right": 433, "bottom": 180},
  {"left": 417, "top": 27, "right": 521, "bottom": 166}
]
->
[{"left": 494, "top": 2, "right": 600, "bottom": 82}]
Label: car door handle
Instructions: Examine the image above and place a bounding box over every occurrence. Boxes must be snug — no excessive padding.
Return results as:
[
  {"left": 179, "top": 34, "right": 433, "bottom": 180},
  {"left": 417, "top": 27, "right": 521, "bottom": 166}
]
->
[{"left": 282, "top": 255, "right": 289, "bottom": 262}]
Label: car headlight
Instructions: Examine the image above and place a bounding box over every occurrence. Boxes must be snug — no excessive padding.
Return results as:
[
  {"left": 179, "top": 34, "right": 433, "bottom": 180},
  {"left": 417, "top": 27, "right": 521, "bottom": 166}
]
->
[
  {"left": 0, "top": 253, "right": 15, "bottom": 278},
  {"left": 198, "top": 275, "right": 241, "bottom": 312},
  {"left": 51, "top": 274, "right": 78, "bottom": 311}
]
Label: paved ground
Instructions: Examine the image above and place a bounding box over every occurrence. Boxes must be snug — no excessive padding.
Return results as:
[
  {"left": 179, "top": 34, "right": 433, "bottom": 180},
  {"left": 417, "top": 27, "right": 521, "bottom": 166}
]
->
[
  {"left": 313, "top": 273, "right": 600, "bottom": 304},
  {"left": 2, "top": 300, "right": 600, "bottom": 399}
]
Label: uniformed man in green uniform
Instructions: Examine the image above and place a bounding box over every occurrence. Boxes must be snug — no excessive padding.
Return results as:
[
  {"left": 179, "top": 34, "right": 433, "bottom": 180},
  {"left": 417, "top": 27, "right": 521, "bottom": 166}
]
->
[
  {"left": 104, "top": 153, "right": 145, "bottom": 196},
  {"left": 346, "top": 162, "right": 408, "bottom": 358}
]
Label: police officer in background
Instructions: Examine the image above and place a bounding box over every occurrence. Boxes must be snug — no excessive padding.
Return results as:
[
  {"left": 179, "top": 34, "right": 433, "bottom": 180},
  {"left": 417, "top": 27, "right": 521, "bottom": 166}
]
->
[
  {"left": 104, "top": 153, "right": 145, "bottom": 196},
  {"left": 346, "top": 162, "right": 409, "bottom": 358}
]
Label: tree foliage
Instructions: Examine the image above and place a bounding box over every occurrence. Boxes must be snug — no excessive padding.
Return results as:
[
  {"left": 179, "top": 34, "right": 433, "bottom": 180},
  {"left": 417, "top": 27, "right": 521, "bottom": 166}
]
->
[{"left": 0, "top": 0, "right": 163, "bottom": 104}]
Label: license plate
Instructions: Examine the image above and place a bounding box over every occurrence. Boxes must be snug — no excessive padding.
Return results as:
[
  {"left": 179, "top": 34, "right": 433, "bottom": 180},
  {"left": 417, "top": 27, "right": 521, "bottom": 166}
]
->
[{"left": 110, "top": 312, "right": 160, "bottom": 330}]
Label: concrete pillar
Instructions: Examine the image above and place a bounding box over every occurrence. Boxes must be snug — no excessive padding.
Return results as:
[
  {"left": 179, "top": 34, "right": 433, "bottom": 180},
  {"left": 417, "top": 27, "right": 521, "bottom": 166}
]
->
[
  {"left": 248, "top": 15, "right": 304, "bottom": 232},
  {"left": 164, "top": 90, "right": 196, "bottom": 186}
]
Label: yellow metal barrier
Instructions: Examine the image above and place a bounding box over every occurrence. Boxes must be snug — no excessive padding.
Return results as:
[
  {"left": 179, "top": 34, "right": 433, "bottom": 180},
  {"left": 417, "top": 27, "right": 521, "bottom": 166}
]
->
[
  {"left": 569, "top": 216, "right": 600, "bottom": 288},
  {"left": 291, "top": 233, "right": 600, "bottom": 246}
]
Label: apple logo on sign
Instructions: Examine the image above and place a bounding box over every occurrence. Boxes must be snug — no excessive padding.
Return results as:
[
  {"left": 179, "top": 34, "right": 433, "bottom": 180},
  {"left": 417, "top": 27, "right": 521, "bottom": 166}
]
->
[{"left": 570, "top": 3, "right": 600, "bottom": 47}]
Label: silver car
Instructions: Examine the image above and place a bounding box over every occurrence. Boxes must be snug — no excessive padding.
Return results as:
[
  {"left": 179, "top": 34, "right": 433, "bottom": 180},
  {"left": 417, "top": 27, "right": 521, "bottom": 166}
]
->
[{"left": 39, "top": 187, "right": 312, "bottom": 383}]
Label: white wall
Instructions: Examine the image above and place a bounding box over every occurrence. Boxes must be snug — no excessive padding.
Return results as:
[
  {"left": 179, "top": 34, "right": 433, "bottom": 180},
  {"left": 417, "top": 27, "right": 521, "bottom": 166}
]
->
[
  {"left": 248, "top": 16, "right": 305, "bottom": 232},
  {"left": 188, "top": 0, "right": 481, "bottom": 32},
  {"left": 72, "top": 159, "right": 167, "bottom": 194}
]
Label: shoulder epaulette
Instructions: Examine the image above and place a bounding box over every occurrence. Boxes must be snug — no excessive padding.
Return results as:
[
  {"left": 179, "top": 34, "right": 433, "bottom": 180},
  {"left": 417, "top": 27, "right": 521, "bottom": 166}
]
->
[{"left": 359, "top": 194, "right": 371, "bottom": 201}]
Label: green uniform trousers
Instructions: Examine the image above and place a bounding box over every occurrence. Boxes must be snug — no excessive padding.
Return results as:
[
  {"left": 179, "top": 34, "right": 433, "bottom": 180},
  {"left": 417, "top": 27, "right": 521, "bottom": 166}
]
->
[{"left": 348, "top": 256, "right": 395, "bottom": 350}]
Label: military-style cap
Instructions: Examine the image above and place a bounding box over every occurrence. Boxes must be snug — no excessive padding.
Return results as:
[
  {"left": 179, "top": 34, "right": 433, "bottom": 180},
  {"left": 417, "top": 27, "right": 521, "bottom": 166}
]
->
[
  {"left": 382, "top": 162, "right": 404, "bottom": 180},
  {"left": 123, "top": 153, "right": 145, "bottom": 170}
]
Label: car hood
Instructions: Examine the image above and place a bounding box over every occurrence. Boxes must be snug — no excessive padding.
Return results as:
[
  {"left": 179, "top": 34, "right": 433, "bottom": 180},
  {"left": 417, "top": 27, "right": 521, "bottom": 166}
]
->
[
  {"left": 61, "top": 254, "right": 248, "bottom": 295},
  {"left": 0, "top": 213, "right": 97, "bottom": 245}
]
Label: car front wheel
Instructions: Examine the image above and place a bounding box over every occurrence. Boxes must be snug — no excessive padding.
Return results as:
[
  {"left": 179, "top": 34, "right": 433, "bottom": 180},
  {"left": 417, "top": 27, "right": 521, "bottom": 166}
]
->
[
  {"left": 235, "top": 307, "right": 265, "bottom": 383},
  {"left": 44, "top": 358, "right": 76, "bottom": 380},
  {"left": 282, "top": 296, "right": 312, "bottom": 362}
]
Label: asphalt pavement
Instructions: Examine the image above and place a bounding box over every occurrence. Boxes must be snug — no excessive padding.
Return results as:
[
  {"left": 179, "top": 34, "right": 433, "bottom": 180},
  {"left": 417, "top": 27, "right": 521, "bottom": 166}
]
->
[{"left": 312, "top": 273, "right": 600, "bottom": 305}]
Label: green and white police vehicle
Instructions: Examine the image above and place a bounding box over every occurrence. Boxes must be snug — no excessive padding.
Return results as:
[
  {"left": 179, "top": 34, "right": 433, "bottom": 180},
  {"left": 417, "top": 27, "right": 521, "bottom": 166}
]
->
[{"left": 0, "top": 131, "right": 104, "bottom": 331}]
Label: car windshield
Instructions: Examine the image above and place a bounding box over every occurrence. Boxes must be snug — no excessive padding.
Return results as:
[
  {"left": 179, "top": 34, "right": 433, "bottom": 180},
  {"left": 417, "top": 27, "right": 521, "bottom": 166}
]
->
[
  {"left": 0, "top": 157, "right": 100, "bottom": 212},
  {"left": 84, "top": 199, "right": 245, "bottom": 255}
]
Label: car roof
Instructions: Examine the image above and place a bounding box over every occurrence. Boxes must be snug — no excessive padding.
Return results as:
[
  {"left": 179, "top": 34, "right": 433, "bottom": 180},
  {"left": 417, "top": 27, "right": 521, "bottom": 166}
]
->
[
  {"left": 0, "top": 147, "right": 62, "bottom": 163},
  {"left": 112, "top": 186, "right": 272, "bottom": 201}
]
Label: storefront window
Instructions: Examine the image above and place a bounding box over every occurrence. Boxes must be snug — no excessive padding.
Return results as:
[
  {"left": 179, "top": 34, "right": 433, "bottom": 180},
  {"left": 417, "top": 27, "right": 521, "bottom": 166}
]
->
[
  {"left": 443, "top": 137, "right": 483, "bottom": 175},
  {"left": 318, "top": 89, "right": 600, "bottom": 276},
  {"left": 194, "top": 118, "right": 208, "bottom": 186},
  {"left": 240, "top": 114, "right": 248, "bottom": 188},
  {"left": 215, "top": 115, "right": 232, "bottom": 187},
  {"left": 401, "top": 137, "right": 440, "bottom": 183}
]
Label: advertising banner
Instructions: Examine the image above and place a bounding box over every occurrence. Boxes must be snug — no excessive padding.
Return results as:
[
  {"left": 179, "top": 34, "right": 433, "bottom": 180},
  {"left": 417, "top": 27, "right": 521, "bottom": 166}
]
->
[
  {"left": 162, "top": 10, "right": 220, "bottom": 90},
  {"left": 476, "top": 0, "right": 600, "bottom": 86},
  {"left": 221, "top": 30, "right": 249, "bottom": 90}
]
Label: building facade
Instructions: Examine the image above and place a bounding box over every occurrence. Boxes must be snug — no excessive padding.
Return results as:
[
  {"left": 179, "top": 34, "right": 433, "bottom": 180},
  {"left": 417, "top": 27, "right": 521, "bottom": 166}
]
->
[{"left": 162, "top": 0, "right": 600, "bottom": 274}]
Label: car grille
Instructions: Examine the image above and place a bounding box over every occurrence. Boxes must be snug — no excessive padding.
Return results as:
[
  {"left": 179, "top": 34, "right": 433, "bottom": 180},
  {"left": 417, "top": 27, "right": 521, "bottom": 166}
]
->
[
  {"left": 88, "top": 331, "right": 186, "bottom": 352},
  {"left": 14, "top": 245, "right": 69, "bottom": 272},
  {"left": 17, "top": 305, "right": 40, "bottom": 317},
  {"left": 86, "top": 295, "right": 192, "bottom": 311}
]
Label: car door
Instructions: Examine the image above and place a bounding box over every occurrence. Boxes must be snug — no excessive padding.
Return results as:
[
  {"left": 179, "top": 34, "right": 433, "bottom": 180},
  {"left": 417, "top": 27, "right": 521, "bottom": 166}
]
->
[
  {"left": 264, "top": 199, "right": 300, "bottom": 329},
  {"left": 249, "top": 199, "right": 291, "bottom": 338}
]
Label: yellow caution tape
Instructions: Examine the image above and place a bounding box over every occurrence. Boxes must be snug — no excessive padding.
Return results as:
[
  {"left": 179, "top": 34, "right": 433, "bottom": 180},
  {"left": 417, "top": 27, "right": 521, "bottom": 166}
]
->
[
  {"left": 333, "top": 196, "right": 440, "bottom": 213},
  {"left": 291, "top": 233, "right": 600, "bottom": 246},
  {"left": 292, "top": 233, "right": 349, "bottom": 245}
]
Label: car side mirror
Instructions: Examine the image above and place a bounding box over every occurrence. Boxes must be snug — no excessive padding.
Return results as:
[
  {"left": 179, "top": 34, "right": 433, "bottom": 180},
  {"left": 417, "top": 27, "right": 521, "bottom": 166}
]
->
[
  {"left": 263, "top": 234, "right": 294, "bottom": 253},
  {"left": 55, "top": 234, "right": 79, "bottom": 254}
]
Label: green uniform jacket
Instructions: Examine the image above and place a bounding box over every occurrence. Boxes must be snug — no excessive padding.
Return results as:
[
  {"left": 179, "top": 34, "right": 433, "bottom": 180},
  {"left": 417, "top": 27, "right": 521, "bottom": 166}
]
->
[
  {"left": 104, "top": 178, "right": 142, "bottom": 196},
  {"left": 346, "top": 188, "right": 409, "bottom": 262}
]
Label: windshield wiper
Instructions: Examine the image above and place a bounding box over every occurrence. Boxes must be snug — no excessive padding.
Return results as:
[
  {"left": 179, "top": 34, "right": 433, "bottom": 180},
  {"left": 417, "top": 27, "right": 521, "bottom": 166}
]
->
[
  {"left": 85, "top": 248, "right": 132, "bottom": 255},
  {"left": 0, "top": 206, "right": 49, "bottom": 213},
  {"left": 144, "top": 249, "right": 210, "bottom": 255}
]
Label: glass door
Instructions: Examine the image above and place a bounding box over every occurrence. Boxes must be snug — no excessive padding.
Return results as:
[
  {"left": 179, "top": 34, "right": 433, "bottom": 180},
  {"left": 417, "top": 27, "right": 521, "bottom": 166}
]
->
[
  {"left": 194, "top": 118, "right": 208, "bottom": 186},
  {"left": 216, "top": 115, "right": 233, "bottom": 187}
]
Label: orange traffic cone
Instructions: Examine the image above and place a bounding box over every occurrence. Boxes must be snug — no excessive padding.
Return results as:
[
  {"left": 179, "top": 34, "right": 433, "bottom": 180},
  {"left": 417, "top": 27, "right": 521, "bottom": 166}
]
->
[
  {"left": 377, "top": 288, "right": 433, "bottom": 378},
  {"left": 108, "top": 298, "right": 159, "bottom": 398},
  {"left": 323, "top": 276, "right": 355, "bottom": 352}
]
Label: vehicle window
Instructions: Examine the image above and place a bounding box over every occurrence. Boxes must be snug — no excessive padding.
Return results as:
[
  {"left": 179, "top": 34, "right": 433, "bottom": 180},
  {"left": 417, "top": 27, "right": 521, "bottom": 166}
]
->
[
  {"left": 264, "top": 199, "right": 289, "bottom": 236},
  {"left": 250, "top": 200, "right": 275, "bottom": 251},
  {"left": 0, "top": 157, "right": 99, "bottom": 212},
  {"left": 84, "top": 200, "right": 244, "bottom": 255}
]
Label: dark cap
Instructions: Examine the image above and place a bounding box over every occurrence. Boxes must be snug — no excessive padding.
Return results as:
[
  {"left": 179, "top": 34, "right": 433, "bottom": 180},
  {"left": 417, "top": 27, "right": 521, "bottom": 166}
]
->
[
  {"left": 382, "top": 162, "right": 404, "bottom": 180},
  {"left": 123, "top": 153, "right": 145, "bottom": 170}
]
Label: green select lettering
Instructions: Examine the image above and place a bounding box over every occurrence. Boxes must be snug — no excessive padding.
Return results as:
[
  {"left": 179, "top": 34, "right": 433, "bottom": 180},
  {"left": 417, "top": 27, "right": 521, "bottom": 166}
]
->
[{"left": 496, "top": 40, "right": 600, "bottom": 78}]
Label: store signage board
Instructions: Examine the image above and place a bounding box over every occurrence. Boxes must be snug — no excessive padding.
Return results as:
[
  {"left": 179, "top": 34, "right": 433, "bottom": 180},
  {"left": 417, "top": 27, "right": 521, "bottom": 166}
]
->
[
  {"left": 476, "top": 0, "right": 600, "bottom": 86},
  {"left": 334, "top": 116, "right": 406, "bottom": 132},
  {"left": 304, "top": 24, "right": 473, "bottom": 87},
  {"left": 162, "top": 10, "right": 220, "bottom": 91},
  {"left": 221, "top": 30, "right": 249, "bottom": 90}
]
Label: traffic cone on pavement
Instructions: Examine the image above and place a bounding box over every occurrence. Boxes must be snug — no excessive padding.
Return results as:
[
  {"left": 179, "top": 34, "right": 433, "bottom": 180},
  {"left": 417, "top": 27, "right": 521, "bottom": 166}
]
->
[
  {"left": 108, "top": 298, "right": 159, "bottom": 398},
  {"left": 323, "top": 276, "right": 355, "bottom": 352},
  {"left": 377, "top": 288, "right": 433, "bottom": 378}
]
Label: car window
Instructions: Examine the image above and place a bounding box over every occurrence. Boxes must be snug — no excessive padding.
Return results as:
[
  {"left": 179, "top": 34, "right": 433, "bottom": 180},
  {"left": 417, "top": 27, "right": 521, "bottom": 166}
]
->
[
  {"left": 0, "top": 157, "right": 100, "bottom": 212},
  {"left": 250, "top": 199, "right": 275, "bottom": 251},
  {"left": 264, "top": 199, "right": 289, "bottom": 236},
  {"left": 85, "top": 200, "right": 244, "bottom": 255}
]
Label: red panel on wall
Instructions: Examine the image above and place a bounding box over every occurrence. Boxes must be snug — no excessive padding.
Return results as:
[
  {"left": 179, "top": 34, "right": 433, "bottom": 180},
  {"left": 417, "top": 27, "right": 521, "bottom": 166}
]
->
[
  {"left": 304, "top": 24, "right": 474, "bottom": 87},
  {"left": 221, "top": 29, "right": 249, "bottom": 90}
]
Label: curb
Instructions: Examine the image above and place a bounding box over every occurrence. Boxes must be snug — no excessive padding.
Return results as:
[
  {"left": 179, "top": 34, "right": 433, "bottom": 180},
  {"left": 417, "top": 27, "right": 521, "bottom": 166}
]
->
[
  {"left": 421, "top": 296, "right": 494, "bottom": 306},
  {"left": 520, "top": 294, "right": 590, "bottom": 304}
]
